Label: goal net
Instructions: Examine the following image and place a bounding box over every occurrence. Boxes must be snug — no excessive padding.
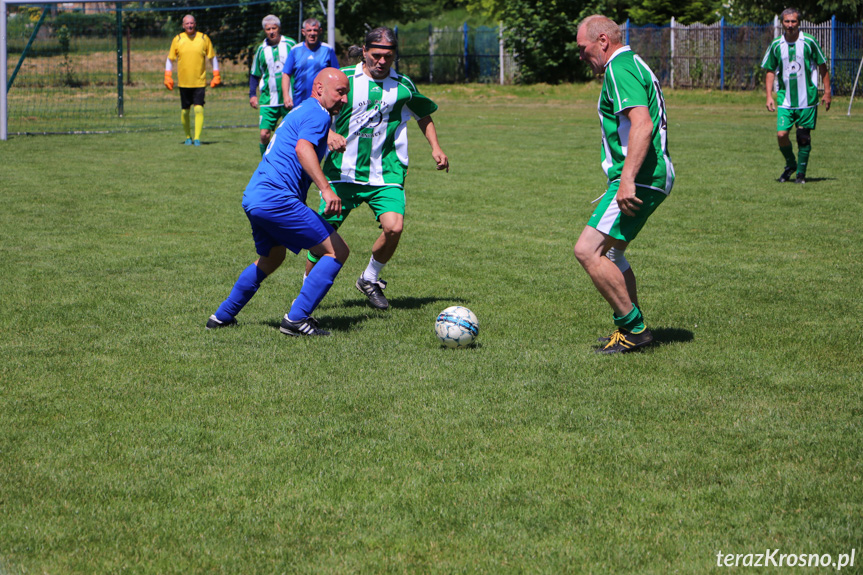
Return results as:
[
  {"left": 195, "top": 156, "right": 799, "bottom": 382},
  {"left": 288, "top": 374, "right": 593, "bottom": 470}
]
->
[{"left": 2, "top": 0, "right": 306, "bottom": 137}]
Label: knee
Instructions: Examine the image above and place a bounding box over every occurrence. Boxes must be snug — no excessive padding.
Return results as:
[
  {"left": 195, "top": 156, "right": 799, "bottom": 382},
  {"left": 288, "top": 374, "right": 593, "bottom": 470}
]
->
[
  {"left": 331, "top": 234, "right": 350, "bottom": 264},
  {"left": 796, "top": 128, "right": 811, "bottom": 147},
  {"left": 381, "top": 219, "right": 403, "bottom": 238},
  {"left": 573, "top": 242, "right": 593, "bottom": 268},
  {"left": 260, "top": 130, "right": 271, "bottom": 145}
]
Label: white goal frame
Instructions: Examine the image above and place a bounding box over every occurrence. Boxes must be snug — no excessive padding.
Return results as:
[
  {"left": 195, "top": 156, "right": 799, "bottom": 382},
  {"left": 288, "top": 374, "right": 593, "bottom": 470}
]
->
[{"left": 0, "top": 0, "right": 335, "bottom": 140}]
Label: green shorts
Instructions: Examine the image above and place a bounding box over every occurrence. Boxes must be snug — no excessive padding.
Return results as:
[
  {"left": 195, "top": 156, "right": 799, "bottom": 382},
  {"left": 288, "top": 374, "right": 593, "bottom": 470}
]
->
[
  {"left": 259, "top": 105, "right": 289, "bottom": 131},
  {"left": 777, "top": 106, "right": 817, "bottom": 131},
  {"left": 317, "top": 182, "right": 405, "bottom": 229},
  {"left": 587, "top": 181, "right": 667, "bottom": 242}
]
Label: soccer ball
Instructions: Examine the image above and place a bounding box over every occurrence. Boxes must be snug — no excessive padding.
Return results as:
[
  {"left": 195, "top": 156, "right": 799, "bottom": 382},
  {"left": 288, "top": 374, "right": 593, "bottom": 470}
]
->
[{"left": 435, "top": 306, "right": 479, "bottom": 348}]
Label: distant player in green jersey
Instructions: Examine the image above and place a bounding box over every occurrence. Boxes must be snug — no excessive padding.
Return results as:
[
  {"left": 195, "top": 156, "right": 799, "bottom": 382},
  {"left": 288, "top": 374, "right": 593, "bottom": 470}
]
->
[
  {"left": 305, "top": 27, "right": 449, "bottom": 310},
  {"left": 761, "top": 8, "right": 831, "bottom": 184},
  {"left": 249, "top": 15, "right": 296, "bottom": 156},
  {"left": 573, "top": 15, "right": 675, "bottom": 354}
]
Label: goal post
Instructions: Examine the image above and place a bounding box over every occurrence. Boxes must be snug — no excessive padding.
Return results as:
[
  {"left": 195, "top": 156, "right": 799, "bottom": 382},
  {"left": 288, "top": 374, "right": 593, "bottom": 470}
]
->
[{"left": 1, "top": 0, "right": 331, "bottom": 139}]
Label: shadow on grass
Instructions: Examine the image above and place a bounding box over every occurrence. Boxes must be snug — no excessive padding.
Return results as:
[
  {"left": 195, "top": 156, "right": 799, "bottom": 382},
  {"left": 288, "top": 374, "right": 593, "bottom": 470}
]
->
[
  {"left": 340, "top": 295, "right": 456, "bottom": 310},
  {"left": 262, "top": 314, "right": 370, "bottom": 333},
  {"left": 652, "top": 326, "right": 694, "bottom": 346}
]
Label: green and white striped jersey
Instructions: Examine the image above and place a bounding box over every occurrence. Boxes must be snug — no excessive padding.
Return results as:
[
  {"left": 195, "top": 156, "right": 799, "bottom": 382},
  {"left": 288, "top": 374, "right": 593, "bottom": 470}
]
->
[
  {"left": 250, "top": 36, "right": 296, "bottom": 107},
  {"left": 599, "top": 47, "right": 674, "bottom": 194},
  {"left": 323, "top": 63, "right": 438, "bottom": 187},
  {"left": 761, "top": 33, "right": 827, "bottom": 109}
]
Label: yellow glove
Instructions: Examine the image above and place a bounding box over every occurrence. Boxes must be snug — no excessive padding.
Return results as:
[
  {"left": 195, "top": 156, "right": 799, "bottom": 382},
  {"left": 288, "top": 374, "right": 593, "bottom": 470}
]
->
[
  {"left": 164, "top": 71, "right": 174, "bottom": 90},
  {"left": 210, "top": 71, "right": 222, "bottom": 88}
]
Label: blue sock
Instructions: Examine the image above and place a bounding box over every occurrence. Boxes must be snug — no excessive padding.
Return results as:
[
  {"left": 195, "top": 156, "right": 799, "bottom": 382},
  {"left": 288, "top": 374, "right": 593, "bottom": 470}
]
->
[
  {"left": 288, "top": 256, "right": 343, "bottom": 321},
  {"left": 214, "top": 263, "right": 268, "bottom": 321}
]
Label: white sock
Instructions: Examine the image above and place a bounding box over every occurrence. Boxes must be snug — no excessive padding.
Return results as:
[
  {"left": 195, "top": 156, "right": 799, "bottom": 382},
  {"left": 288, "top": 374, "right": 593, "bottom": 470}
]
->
[{"left": 362, "top": 255, "right": 385, "bottom": 282}]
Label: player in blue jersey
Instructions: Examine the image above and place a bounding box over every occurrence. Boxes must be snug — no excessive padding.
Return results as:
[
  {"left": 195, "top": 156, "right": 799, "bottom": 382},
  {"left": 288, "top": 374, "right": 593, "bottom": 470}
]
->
[
  {"left": 282, "top": 19, "right": 340, "bottom": 109},
  {"left": 207, "top": 68, "right": 350, "bottom": 336}
]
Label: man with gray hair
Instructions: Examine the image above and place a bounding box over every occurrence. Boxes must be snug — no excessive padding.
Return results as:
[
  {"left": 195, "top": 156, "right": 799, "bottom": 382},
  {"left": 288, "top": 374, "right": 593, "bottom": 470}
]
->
[
  {"left": 282, "top": 18, "right": 339, "bottom": 109},
  {"left": 249, "top": 15, "right": 296, "bottom": 156},
  {"left": 573, "top": 15, "right": 674, "bottom": 354}
]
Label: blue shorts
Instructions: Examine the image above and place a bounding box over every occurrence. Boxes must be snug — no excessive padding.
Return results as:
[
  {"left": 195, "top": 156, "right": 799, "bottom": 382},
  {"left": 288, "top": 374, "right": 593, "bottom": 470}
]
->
[{"left": 244, "top": 197, "right": 334, "bottom": 257}]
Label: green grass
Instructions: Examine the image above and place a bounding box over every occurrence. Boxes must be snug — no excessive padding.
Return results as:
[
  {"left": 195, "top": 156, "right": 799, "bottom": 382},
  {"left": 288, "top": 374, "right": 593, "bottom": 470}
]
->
[{"left": 1, "top": 85, "right": 862, "bottom": 574}]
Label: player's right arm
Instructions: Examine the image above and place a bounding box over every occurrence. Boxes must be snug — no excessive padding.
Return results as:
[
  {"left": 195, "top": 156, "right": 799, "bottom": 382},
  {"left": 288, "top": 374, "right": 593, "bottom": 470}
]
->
[
  {"left": 296, "top": 139, "right": 340, "bottom": 215},
  {"left": 164, "top": 37, "right": 179, "bottom": 90},
  {"left": 765, "top": 71, "right": 776, "bottom": 112},
  {"left": 282, "top": 73, "right": 294, "bottom": 109},
  {"left": 249, "top": 74, "right": 261, "bottom": 109}
]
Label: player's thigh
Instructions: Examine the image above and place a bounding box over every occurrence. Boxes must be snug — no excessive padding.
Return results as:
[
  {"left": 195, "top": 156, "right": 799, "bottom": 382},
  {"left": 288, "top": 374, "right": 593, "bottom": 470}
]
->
[
  {"left": 795, "top": 107, "right": 817, "bottom": 130},
  {"left": 179, "top": 87, "right": 195, "bottom": 109},
  {"left": 776, "top": 108, "right": 795, "bottom": 132},
  {"left": 363, "top": 185, "right": 406, "bottom": 221},
  {"left": 192, "top": 87, "right": 206, "bottom": 107},
  {"left": 587, "top": 181, "right": 667, "bottom": 242},
  {"left": 245, "top": 199, "right": 334, "bottom": 256}
]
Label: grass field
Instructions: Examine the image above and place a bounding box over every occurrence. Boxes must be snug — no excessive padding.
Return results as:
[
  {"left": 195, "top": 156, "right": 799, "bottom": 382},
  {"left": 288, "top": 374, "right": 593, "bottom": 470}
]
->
[{"left": 1, "top": 84, "right": 862, "bottom": 573}]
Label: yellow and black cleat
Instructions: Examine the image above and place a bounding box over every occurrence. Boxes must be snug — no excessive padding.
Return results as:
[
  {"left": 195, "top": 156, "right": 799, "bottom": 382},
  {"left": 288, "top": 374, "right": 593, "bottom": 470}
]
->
[{"left": 595, "top": 328, "right": 654, "bottom": 354}]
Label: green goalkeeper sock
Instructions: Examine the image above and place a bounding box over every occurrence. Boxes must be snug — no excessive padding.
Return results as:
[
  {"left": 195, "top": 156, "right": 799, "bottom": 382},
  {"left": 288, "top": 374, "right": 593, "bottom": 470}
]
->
[
  {"left": 797, "top": 143, "right": 811, "bottom": 176},
  {"left": 613, "top": 304, "right": 646, "bottom": 334},
  {"left": 779, "top": 144, "right": 797, "bottom": 170},
  {"left": 259, "top": 143, "right": 267, "bottom": 157}
]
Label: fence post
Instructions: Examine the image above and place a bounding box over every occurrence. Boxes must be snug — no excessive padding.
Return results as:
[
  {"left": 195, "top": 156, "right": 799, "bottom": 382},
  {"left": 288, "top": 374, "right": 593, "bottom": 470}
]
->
[
  {"left": 773, "top": 15, "right": 779, "bottom": 38},
  {"left": 625, "top": 18, "right": 630, "bottom": 46},
  {"left": 429, "top": 25, "right": 434, "bottom": 83},
  {"left": 720, "top": 17, "right": 725, "bottom": 90},
  {"left": 497, "top": 22, "right": 505, "bottom": 86},
  {"left": 463, "top": 23, "right": 469, "bottom": 81},
  {"left": 830, "top": 15, "right": 836, "bottom": 82},
  {"left": 670, "top": 16, "right": 675, "bottom": 89}
]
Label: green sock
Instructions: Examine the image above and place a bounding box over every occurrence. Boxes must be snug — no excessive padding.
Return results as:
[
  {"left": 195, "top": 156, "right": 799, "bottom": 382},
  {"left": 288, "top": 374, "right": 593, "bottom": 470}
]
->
[
  {"left": 797, "top": 143, "right": 811, "bottom": 176},
  {"left": 613, "top": 304, "right": 646, "bottom": 334},
  {"left": 259, "top": 143, "right": 267, "bottom": 157},
  {"left": 780, "top": 144, "right": 796, "bottom": 170}
]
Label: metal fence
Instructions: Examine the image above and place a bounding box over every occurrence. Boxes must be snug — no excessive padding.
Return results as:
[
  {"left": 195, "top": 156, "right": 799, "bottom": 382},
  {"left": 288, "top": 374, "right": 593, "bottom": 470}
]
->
[
  {"left": 625, "top": 18, "right": 863, "bottom": 94},
  {"left": 394, "top": 24, "right": 516, "bottom": 84}
]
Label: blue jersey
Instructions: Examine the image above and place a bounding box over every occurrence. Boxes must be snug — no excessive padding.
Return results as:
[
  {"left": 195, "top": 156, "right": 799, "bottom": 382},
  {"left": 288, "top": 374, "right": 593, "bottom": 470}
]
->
[
  {"left": 243, "top": 99, "right": 332, "bottom": 208},
  {"left": 284, "top": 43, "right": 339, "bottom": 107}
]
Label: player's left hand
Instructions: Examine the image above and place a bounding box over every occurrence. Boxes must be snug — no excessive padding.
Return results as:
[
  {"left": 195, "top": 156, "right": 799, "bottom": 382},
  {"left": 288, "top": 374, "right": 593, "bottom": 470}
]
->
[
  {"left": 616, "top": 181, "right": 642, "bottom": 217},
  {"left": 822, "top": 92, "right": 832, "bottom": 111},
  {"left": 432, "top": 149, "right": 449, "bottom": 172},
  {"left": 210, "top": 71, "right": 222, "bottom": 88},
  {"left": 250, "top": 96, "right": 259, "bottom": 109},
  {"left": 321, "top": 188, "right": 342, "bottom": 216}
]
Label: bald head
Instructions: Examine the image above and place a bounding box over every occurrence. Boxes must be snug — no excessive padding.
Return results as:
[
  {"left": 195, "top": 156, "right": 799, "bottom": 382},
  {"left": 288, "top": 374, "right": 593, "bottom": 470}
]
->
[
  {"left": 577, "top": 15, "right": 623, "bottom": 45},
  {"left": 312, "top": 68, "right": 350, "bottom": 114},
  {"left": 576, "top": 15, "right": 624, "bottom": 75}
]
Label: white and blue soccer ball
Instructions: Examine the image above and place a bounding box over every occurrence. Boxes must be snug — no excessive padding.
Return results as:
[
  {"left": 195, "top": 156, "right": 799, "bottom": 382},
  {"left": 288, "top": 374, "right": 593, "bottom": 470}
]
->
[{"left": 435, "top": 306, "right": 479, "bottom": 348}]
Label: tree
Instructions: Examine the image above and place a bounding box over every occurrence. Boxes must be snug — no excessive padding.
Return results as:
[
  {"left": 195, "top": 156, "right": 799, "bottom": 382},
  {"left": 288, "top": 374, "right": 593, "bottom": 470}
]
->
[{"left": 459, "top": 0, "right": 600, "bottom": 83}]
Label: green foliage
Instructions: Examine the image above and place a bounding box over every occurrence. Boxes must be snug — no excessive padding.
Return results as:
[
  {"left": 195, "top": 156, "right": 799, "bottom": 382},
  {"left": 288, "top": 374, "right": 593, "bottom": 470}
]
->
[
  {"left": 627, "top": 0, "right": 721, "bottom": 24},
  {"left": 720, "top": 0, "right": 863, "bottom": 23},
  {"left": 55, "top": 25, "right": 84, "bottom": 88},
  {"left": 53, "top": 11, "right": 115, "bottom": 36},
  {"left": 499, "top": 0, "right": 589, "bottom": 84}
]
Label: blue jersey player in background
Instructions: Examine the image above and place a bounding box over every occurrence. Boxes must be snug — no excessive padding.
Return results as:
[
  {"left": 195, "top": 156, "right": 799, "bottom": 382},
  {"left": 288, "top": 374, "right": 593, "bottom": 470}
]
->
[
  {"left": 282, "top": 18, "right": 340, "bottom": 110},
  {"left": 207, "top": 68, "right": 350, "bottom": 336}
]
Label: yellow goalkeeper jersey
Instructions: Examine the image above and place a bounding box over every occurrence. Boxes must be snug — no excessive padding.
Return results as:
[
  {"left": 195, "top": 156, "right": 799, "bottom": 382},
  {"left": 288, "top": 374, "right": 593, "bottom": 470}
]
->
[{"left": 168, "top": 32, "right": 215, "bottom": 88}]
